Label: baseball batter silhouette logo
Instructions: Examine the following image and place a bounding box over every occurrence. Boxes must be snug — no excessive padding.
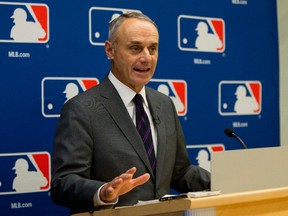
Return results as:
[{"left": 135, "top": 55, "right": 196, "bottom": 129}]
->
[
  {"left": 186, "top": 144, "right": 225, "bottom": 172},
  {"left": 219, "top": 81, "right": 262, "bottom": 116},
  {"left": 41, "top": 77, "right": 99, "bottom": 118},
  {"left": 12, "top": 158, "right": 48, "bottom": 192},
  {"left": 0, "top": 2, "right": 49, "bottom": 43},
  {"left": 0, "top": 152, "right": 50, "bottom": 194},
  {"left": 178, "top": 15, "right": 225, "bottom": 53},
  {"left": 147, "top": 79, "right": 187, "bottom": 116}
]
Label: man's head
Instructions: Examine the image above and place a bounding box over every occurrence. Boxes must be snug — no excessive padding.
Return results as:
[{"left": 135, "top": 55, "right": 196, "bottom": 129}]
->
[{"left": 105, "top": 12, "right": 159, "bottom": 93}]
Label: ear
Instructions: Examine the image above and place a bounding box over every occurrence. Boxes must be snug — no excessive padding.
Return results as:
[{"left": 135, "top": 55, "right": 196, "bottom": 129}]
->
[{"left": 105, "top": 40, "right": 114, "bottom": 60}]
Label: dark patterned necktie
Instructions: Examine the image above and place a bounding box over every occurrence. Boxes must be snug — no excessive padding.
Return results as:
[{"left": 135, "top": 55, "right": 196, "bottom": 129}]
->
[{"left": 133, "top": 94, "right": 156, "bottom": 173}]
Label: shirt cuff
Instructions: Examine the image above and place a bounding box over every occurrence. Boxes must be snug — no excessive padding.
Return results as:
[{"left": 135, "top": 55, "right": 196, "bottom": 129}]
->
[{"left": 93, "top": 184, "right": 118, "bottom": 207}]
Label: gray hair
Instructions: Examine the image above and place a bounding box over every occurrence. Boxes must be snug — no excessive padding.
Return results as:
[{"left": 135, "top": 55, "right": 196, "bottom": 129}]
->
[{"left": 108, "top": 12, "right": 158, "bottom": 43}]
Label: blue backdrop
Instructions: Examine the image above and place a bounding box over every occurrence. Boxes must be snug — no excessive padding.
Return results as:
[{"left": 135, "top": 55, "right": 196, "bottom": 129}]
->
[{"left": 0, "top": 0, "right": 279, "bottom": 215}]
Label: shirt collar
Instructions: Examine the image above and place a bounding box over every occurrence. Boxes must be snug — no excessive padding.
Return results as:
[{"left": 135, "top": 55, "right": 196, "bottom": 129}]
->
[{"left": 108, "top": 72, "right": 148, "bottom": 107}]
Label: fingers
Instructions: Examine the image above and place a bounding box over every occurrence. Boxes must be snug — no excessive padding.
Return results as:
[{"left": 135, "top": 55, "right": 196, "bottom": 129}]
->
[
  {"left": 100, "top": 168, "right": 134, "bottom": 201},
  {"left": 130, "top": 173, "right": 150, "bottom": 187},
  {"left": 122, "top": 167, "right": 150, "bottom": 186},
  {"left": 100, "top": 167, "right": 150, "bottom": 202},
  {"left": 101, "top": 181, "right": 120, "bottom": 202},
  {"left": 125, "top": 167, "right": 137, "bottom": 175}
]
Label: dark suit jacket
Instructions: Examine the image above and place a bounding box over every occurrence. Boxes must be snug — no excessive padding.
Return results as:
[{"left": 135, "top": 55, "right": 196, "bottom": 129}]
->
[{"left": 51, "top": 77, "right": 210, "bottom": 214}]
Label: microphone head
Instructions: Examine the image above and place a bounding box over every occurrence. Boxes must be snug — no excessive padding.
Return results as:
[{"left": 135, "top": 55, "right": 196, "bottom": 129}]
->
[{"left": 224, "top": 128, "right": 235, "bottom": 137}]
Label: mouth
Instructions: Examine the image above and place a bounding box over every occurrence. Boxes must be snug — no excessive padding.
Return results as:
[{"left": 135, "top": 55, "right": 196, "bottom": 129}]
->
[{"left": 134, "top": 68, "right": 150, "bottom": 73}]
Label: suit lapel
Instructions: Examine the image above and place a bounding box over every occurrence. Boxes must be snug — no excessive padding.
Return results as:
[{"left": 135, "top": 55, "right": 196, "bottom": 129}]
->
[{"left": 99, "top": 78, "right": 153, "bottom": 175}]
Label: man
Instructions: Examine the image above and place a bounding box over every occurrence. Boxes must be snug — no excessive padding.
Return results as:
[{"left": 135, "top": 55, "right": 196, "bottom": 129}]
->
[{"left": 51, "top": 12, "right": 210, "bottom": 214}]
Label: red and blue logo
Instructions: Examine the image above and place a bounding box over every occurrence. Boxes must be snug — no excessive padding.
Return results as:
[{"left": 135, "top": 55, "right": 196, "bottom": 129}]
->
[
  {"left": 186, "top": 144, "right": 225, "bottom": 172},
  {"left": 0, "top": 2, "right": 49, "bottom": 43},
  {"left": 178, "top": 15, "right": 225, "bottom": 53},
  {"left": 41, "top": 77, "right": 99, "bottom": 118},
  {"left": 148, "top": 79, "right": 187, "bottom": 116},
  {"left": 0, "top": 152, "right": 50, "bottom": 194},
  {"left": 89, "top": 7, "right": 141, "bottom": 46},
  {"left": 219, "top": 81, "right": 262, "bottom": 116}
]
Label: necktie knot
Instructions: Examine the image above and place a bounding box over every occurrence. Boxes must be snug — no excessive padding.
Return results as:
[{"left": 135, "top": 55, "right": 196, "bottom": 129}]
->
[{"left": 133, "top": 94, "right": 144, "bottom": 107}]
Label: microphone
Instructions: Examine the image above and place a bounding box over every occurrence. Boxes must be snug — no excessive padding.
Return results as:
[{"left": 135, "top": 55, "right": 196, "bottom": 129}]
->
[{"left": 224, "top": 128, "right": 247, "bottom": 149}]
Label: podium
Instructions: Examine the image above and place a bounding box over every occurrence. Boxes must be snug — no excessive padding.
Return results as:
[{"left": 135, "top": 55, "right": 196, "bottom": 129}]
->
[
  {"left": 72, "top": 186, "right": 288, "bottom": 216},
  {"left": 211, "top": 146, "right": 288, "bottom": 193},
  {"left": 72, "top": 147, "right": 288, "bottom": 216}
]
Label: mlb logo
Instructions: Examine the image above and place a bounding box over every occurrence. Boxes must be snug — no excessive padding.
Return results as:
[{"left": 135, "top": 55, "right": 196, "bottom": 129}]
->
[
  {"left": 0, "top": 152, "right": 50, "bottom": 194},
  {"left": 177, "top": 15, "right": 225, "bottom": 53},
  {"left": 148, "top": 79, "right": 187, "bottom": 116},
  {"left": 186, "top": 144, "right": 225, "bottom": 172},
  {"left": 89, "top": 7, "right": 141, "bottom": 46},
  {"left": 0, "top": 2, "right": 49, "bottom": 43},
  {"left": 41, "top": 77, "right": 99, "bottom": 118},
  {"left": 219, "top": 81, "right": 262, "bottom": 116}
]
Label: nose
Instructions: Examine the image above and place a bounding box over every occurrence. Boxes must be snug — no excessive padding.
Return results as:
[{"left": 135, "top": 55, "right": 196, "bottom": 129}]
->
[{"left": 139, "top": 48, "right": 152, "bottom": 62}]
